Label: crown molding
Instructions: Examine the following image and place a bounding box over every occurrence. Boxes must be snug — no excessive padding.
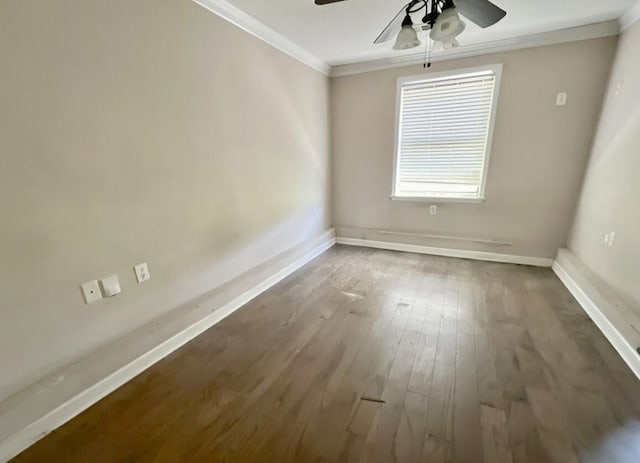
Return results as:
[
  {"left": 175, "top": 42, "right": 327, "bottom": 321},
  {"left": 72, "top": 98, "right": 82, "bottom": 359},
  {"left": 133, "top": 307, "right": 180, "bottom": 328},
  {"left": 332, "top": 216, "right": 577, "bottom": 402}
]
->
[
  {"left": 619, "top": 0, "right": 640, "bottom": 30},
  {"left": 191, "top": 0, "right": 331, "bottom": 75},
  {"left": 191, "top": 0, "right": 634, "bottom": 78},
  {"left": 330, "top": 20, "right": 620, "bottom": 77}
]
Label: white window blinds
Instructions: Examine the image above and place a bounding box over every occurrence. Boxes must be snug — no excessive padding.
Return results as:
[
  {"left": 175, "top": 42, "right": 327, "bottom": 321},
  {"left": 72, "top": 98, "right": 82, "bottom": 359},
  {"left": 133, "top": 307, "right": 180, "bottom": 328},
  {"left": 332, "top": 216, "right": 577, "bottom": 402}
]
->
[{"left": 394, "top": 69, "right": 498, "bottom": 199}]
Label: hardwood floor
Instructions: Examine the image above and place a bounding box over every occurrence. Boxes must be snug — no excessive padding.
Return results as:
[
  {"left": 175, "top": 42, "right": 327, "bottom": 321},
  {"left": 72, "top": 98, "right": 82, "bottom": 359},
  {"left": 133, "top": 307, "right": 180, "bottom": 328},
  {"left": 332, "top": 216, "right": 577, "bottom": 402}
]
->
[{"left": 12, "top": 245, "right": 640, "bottom": 462}]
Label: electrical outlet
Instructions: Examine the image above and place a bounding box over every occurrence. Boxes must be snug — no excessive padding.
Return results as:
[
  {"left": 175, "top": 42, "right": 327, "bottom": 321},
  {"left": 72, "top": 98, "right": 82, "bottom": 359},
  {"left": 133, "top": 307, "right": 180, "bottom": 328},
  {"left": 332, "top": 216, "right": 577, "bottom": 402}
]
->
[
  {"left": 134, "top": 262, "right": 151, "bottom": 283},
  {"left": 81, "top": 280, "right": 102, "bottom": 304},
  {"left": 429, "top": 205, "right": 438, "bottom": 215},
  {"left": 604, "top": 232, "right": 616, "bottom": 247}
]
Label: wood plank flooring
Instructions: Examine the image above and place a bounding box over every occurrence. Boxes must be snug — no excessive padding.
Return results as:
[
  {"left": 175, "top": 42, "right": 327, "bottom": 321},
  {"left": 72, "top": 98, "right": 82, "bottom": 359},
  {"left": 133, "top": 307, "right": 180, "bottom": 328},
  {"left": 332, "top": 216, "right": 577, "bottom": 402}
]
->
[{"left": 12, "top": 245, "right": 640, "bottom": 462}]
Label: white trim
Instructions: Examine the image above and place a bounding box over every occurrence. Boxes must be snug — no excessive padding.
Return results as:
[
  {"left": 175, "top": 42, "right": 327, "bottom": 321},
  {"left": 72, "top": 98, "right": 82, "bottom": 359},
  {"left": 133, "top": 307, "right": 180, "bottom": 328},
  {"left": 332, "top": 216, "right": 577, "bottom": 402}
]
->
[
  {"left": 552, "top": 249, "right": 640, "bottom": 380},
  {"left": 191, "top": 0, "right": 330, "bottom": 75},
  {"left": 330, "top": 20, "right": 620, "bottom": 77},
  {"left": 0, "top": 229, "right": 336, "bottom": 463},
  {"left": 189, "top": 0, "right": 635, "bottom": 76},
  {"left": 619, "top": 1, "right": 640, "bottom": 30},
  {"left": 390, "top": 195, "right": 484, "bottom": 203},
  {"left": 336, "top": 237, "right": 553, "bottom": 267},
  {"left": 374, "top": 229, "right": 511, "bottom": 246},
  {"left": 189, "top": 0, "right": 634, "bottom": 76},
  {"left": 391, "top": 64, "right": 502, "bottom": 202}
]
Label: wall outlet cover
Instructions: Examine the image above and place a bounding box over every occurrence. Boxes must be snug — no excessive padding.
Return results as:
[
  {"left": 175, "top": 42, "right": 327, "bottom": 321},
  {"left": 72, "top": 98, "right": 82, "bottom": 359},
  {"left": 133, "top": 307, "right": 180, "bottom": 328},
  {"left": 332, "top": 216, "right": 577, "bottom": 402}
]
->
[
  {"left": 607, "top": 232, "right": 616, "bottom": 247},
  {"left": 556, "top": 92, "right": 567, "bottom": 106},
  {"left": 604, "top": 231, "right": 616, "bottom": 247},
  {"left": 134, "top": 262, "right": 150, "bottom": 283}
]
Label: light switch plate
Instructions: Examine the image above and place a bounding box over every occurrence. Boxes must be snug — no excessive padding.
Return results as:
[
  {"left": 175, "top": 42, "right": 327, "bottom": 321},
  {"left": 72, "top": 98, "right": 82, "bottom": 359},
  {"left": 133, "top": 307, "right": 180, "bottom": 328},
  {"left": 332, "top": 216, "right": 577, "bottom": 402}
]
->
[
  {"left": 556, "top": 92, "right": 567, "bottom": 106},
  {"left": 134, "top": 262, "right": 150, "bottom": 283},
  {"left": 81, "top": 280, "right": 102, "bottom": 304}
]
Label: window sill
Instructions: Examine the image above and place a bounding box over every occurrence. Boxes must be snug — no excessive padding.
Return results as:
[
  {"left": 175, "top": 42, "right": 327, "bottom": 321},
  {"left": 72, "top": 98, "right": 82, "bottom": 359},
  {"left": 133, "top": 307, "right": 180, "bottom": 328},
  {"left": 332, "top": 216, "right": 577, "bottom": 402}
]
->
[{"left": 390, "top": 195, "right": 485, "bottom": 204}]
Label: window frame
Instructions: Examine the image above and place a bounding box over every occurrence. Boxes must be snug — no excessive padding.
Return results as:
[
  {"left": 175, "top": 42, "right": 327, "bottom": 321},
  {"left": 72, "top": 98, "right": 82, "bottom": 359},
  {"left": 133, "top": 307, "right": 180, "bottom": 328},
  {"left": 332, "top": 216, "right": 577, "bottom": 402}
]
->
[{"left": 391, "top": 63, "right": 503, "bottom": 203}]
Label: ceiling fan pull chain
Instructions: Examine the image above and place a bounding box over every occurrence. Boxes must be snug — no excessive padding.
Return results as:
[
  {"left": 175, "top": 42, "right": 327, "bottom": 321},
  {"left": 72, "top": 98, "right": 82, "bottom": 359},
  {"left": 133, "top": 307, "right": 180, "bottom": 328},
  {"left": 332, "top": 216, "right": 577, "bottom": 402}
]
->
[
  {"left": 423, "top": 0, "right": 437, "bottom": 68},
  {"left": 423, "top": 38, "right": 432, "bottom": 68},
  {"left": 423, "top": 42, "right": 428, "bottom": 68}
]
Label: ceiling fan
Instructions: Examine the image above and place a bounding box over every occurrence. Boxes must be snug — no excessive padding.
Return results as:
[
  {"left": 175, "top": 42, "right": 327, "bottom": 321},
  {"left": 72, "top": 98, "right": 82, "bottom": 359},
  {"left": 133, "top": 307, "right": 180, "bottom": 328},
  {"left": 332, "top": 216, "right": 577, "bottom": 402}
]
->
[{"left": 314, "top": 0, "right": 506, "bottom": 51}]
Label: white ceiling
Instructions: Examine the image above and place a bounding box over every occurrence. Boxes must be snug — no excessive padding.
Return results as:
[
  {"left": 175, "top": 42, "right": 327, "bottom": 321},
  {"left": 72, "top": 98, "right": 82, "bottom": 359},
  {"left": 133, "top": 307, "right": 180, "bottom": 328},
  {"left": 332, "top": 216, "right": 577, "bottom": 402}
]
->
[{"left": 223, "top": 0, "right": 635, "bottom": 66}]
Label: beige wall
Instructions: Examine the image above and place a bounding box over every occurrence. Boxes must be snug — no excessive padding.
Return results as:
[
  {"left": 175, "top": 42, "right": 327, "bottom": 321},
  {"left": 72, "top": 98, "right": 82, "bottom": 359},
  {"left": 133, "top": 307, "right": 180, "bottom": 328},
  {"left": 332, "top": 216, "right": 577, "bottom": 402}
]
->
[
  {"left": 331, "top": 38, "right": 616, "bottom": 258},
  {"left": 0, "top": 0, "right": 330, "bottom": 401},
  {"left": 568, "top": 22, "right": 640, "bottom": 315}
]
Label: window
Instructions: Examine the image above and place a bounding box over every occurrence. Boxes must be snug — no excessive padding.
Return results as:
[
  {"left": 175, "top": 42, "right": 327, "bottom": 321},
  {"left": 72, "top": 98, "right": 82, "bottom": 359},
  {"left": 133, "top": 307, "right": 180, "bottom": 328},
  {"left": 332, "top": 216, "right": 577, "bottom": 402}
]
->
[{"left": 392, "top": 65, "right": 501, "bottom": 201}]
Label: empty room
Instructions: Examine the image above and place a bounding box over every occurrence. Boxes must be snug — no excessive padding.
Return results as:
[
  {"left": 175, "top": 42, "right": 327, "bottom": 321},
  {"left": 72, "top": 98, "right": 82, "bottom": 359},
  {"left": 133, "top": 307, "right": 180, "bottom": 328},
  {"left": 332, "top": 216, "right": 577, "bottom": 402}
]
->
[{"left": 1, "top": 0, "right": 640, "bottom": 461}]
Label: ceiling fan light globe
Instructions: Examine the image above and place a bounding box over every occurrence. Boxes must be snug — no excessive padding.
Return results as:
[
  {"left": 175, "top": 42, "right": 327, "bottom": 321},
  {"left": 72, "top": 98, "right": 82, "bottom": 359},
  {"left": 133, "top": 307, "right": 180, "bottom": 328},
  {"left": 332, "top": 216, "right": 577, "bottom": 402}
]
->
[
  {"left": 430, "top": 7, "right": 465, "bottom": 43},
  {"left": 393, "top": 24, "right": 422, "bottom": 50}
]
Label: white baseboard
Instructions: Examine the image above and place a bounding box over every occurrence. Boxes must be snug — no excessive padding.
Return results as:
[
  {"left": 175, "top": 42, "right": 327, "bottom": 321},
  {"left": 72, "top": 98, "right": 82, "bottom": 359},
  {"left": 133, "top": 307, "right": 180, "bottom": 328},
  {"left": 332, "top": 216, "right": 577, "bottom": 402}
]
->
[
  {"left": 552, "top": 249, "right": 640, "bottom": 380},
  {"left": 336, "top": 237, "right": 553, "bottom": 267},
  {"left": 0, "top": 229, "right": 336, "bottom": 462}
]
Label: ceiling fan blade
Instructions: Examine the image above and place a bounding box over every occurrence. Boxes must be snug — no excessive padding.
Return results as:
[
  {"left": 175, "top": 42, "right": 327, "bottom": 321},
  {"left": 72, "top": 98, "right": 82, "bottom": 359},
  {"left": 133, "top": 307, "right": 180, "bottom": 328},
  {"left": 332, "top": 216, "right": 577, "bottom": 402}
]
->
[
  {"left": 454, "top": 0, "right": 506, "bottom": 28},
  {"left": 314, "top": 0, "right": 348, "bottom": 5},
  {"left": 374, "top": 2, "right": 411, "bottom": 44}
]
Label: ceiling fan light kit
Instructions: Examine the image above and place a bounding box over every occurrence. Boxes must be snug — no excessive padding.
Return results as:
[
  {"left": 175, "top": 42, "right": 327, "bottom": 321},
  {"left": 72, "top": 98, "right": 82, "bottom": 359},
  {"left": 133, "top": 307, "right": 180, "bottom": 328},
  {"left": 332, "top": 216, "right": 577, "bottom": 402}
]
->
[
  {"left": 316, "top": 0, "right": 506, "bottom": 58},
  {"left": 430, "top": 6, "right": 466, "bottom": 49},
  {"left": 393, "top": 15, "right": 422, "bottom": 50}
]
